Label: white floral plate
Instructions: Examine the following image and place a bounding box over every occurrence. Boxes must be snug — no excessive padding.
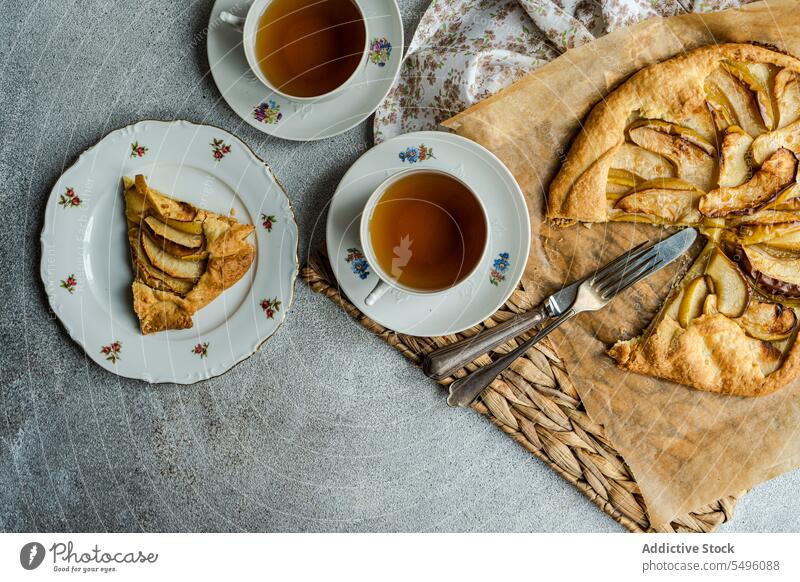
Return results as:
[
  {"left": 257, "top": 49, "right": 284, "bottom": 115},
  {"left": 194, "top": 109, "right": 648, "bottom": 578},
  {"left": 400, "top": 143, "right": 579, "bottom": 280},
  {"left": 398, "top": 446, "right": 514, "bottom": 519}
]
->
[
  {"left": 327, "top": 131, "right": 530, "bottom": 337},
  {"left": 40, "top": 120, "right": 298, "bottom": 384},
  {"left": 207, "top": 0, "right": 403, "bottom": 141}
]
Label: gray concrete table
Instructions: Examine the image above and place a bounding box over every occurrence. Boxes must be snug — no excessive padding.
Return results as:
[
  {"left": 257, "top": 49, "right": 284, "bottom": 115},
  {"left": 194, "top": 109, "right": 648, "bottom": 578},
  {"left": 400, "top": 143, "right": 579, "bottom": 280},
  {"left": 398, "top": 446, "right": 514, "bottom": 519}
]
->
[{"left": 2, "top": 0, "right": 799, "bottom": 532}]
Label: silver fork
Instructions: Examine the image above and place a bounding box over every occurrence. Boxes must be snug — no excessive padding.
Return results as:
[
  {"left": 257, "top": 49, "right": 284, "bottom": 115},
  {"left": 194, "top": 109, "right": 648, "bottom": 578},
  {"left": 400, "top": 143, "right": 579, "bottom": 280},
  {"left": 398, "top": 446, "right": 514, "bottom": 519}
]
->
[{"left": 445, "top": 246, "right": 664, "bottom": 407}]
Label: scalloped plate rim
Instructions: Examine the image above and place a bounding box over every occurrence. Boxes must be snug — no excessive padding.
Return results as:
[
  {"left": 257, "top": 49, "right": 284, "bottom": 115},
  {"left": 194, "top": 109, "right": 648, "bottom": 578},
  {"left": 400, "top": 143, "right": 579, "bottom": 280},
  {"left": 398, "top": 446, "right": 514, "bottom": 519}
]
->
[{"left": 39, "top": 119, "right": 299, "bottom": 384}]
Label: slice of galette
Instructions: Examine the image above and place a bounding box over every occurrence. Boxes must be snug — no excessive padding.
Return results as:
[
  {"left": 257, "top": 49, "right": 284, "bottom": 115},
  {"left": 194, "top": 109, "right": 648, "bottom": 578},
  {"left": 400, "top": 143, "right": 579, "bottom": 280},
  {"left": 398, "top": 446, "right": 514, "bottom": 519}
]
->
[
  {"left": 608, "top": 242, "right": 800, "bottom": 397},
  {"left": 123, "top": 174, "right": 255, "bottom": 334}
]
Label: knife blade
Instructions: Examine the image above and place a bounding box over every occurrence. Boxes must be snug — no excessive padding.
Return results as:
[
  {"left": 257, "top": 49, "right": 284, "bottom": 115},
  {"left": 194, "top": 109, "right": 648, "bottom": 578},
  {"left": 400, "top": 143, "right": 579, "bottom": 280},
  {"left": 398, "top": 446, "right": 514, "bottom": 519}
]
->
[
  {"left": 445, "top": 228, "right": 699, "bottom": 405},
  {"left": 544, "top": 227, "right": 697, "bottom": 317},
  {"left": 422, "top": 228, "right": 697, "bottom": 381}
]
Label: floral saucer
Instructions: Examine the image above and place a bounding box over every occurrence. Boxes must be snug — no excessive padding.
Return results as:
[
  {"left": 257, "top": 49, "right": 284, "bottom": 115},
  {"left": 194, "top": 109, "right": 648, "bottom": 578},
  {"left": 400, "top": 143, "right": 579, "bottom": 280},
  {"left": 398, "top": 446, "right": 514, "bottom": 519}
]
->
[
  {"left": 207, "top": 0, "right": 403, "bottom": 141},
  {"left": 327, "top": 131, "right": 530, "bottom": 336},
  {"left": 40, "top": 120, "right": 298, "bottom": 384}
]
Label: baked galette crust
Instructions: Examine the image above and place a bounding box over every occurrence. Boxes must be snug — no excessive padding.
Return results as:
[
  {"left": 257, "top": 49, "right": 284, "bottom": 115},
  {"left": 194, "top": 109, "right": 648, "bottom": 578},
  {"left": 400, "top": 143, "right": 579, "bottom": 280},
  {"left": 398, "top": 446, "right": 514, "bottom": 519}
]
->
[
  {"left": 548, "top": 43, "right": 800, "bottom": 397},
  {"left": 549, "top": 44, "right": 800, "bottom": 223},
  {"left": 124, "top": 175, "right": 255, "bottom": 335}
]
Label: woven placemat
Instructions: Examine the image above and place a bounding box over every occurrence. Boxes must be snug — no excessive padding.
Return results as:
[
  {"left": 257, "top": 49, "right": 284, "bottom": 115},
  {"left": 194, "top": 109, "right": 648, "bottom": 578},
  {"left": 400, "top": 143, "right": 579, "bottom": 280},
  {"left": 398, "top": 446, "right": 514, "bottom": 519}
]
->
[{"left": 301, "top": 251, "right": 743, "bottom": 532}]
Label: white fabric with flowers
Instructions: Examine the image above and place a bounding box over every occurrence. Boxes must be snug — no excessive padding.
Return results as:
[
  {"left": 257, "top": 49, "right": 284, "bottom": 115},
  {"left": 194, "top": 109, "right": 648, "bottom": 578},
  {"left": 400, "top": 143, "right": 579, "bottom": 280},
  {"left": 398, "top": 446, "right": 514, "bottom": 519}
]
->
[{"left": 374, "top": 0, "right": 748, "bottom": 142}]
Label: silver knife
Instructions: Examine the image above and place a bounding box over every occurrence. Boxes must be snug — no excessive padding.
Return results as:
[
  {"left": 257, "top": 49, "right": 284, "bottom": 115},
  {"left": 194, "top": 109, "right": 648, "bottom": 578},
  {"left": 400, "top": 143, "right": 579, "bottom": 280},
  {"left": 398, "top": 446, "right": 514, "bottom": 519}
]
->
[
  {"left": 442, "top": 228, "right": 697, "bottom": 407},
  {"left": 422, "top": 228, "right": 697, "bottom": 383}
]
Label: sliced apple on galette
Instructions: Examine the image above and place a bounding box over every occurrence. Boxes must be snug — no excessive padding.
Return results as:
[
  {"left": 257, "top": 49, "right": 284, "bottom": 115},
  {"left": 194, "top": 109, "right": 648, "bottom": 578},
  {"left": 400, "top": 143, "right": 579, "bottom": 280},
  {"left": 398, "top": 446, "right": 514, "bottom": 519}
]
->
[
  {"left": 122, "top": 175, "right": 255, "bottom": 334},
  {"left": 608, "top": 243, "right": 799, "bottom": 397},
  {"left": 614, "top": 178, "right": 704, "bottom": 224},
  {"left": 699, "top": 148, "right": 797, "bottom": 217},
  {"left": 717, "top": 126, "right": 754, "bottom": 188},
  {"left": 548, "top": 43, "right": 800, "bottom": 396}
]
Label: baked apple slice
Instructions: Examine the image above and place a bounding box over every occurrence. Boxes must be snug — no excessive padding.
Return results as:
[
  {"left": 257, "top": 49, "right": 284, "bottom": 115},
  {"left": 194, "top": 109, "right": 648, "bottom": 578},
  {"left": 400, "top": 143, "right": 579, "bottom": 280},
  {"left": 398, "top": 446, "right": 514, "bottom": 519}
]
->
[
  {"left": 774, "top": 68, "right": 800, "bottom": 129},
  {"left": 722, "top": 61, "right": 776, "bottom": 131},
  {"left": 611, "top": 143, "right": 675, "bottom": 180},
  {"left": 127, "top": 226, "right": 196, "bottom": 296},
  {"left": 703, "top": 293, "right": 719, "bottom": 315},
  {"left": 628, "top": 121, "right": 716, "bottom": 191},
  {"left": 718, "top": 126, "right": 754, "bottom": 187},
  {"left": 765, "top": 183, "right": 800, "bottom": 210},
  {"left": 144, "top": 216, "right": 203, "bottom": 248},
  {"left": 752, "top": 120, "right": 800, "bottom": 165},
  {"left": 135, "top": 175, "right": 197, "bottom": 222},
  {"left": 141, "top": 231, "right": 206, "bottom": 280},
  {"left": 124, "top": 187, "right": 146, "bottom": 225},
  {"left": 163, "top": 217, "right": 204, "bottom": 235},
  {"left": 734, "top": 221, "right": 800, "bottom": 245},
  {"left": 762, "top": 227, "right": 800, "bottom": 251},
  {"left": 706, "top": 67, "right": 766, "bottom": 137},
  {"left": 605, "top": 169, "right": 643, "bottom": 201},
  {"left": 741, "top": 244, "right": 800, "bottom": 297},
  {"left": 677, "top": 275, "right": 711, "bottom": 328},
  {"left": 699, "top": 148, "right": 798, "bottom": 217},
  {"left": 146, "top": 232, "right": 209, "bottom": 261},
  {"left": 629, "top": 120, "right": 716, "bottom": 155},
  {"left": 738, "top": 300, "right": 797, "bottom": 341},
  {"left": 614, "top": 178, "right": 703, "bottom": 224},
  {"left": 727, "top": 208, "right": 800, "bottom": 227},
  {"left": 706, "top": 247, "right": 750, "bottom": 317},
  {"left": 606, "top": 182, "right": 631, "bottom": 201},
  {"left": 705, "top": 79, "right": 738, "bottom": 130},
  {"left": 755, "top": 340, "right": 785, "bottom": 376},
  {"left": 607, "top": 168, "right": 643, "bottom": 188}
]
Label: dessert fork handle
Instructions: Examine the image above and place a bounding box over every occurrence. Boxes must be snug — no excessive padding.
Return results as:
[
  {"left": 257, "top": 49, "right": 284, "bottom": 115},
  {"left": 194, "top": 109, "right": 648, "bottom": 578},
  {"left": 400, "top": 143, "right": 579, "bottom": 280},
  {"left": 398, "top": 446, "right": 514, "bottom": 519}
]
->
[
  {"left": 422, "top": 305, "right": 550, "bottom": 380},
  {"left": 446, "top": 308, "right": 576, "bottom": 408}
]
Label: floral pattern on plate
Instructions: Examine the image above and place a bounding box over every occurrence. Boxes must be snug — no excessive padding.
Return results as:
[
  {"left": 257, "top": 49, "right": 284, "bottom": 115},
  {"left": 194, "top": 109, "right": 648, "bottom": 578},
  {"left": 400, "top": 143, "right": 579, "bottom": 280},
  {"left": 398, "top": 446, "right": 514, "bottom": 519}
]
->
[
  {"left": 345, "top": 248, "right": 370, "bottom": 280},
  {"left": 60, "top": 274, "right": 77, "bottom": 293},
  {"left": 260, "top": 298, "right": 281, "bottom": 319},
  {"left": 210, "top": 138, "right": 231, "bottom": 161},
  {"left": 101, "top": 341, "right": 122, "bottom": 363},
  {"left": 252, "top": 100, "right": 283, "bottom": 124},
  {"left": 130, "top": 141, "right": 148, "bottom": 158},
  {"left": 58, "top": 187, "right": 82, "bottom": 208},
  {"left": 192, "top": 342, "right": 209, "bottom": 358},
  {"left": 261, "top": 213, "right": 277, "bottom": 232},
  {"left": 490, "top": 252, "right": 510, "bottom": 286},
  {"left": 399, "top": 144, "right": 435, "bottom": 164},
  {"left": 369, "top": 37, "right": 392, "bottom": 67}
]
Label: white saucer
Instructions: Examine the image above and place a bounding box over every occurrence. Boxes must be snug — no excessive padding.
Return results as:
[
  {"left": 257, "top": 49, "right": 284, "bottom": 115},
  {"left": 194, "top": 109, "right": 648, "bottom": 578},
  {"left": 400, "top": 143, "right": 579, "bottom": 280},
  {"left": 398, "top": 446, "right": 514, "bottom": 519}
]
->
[
  {"left": 326, "top": 131, "right": 530, "bottom": 337},
  {"left": 207, "top": 0, "right": 404, "bottom": 142},
  {"left": 40, "top": 120, "right": 299, "bottom": 384}
]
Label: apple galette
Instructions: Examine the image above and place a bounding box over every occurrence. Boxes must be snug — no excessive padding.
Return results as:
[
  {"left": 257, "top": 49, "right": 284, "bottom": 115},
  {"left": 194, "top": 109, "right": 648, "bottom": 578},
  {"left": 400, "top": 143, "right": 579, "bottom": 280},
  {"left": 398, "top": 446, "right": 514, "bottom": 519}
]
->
[
  {"left": 548, "top": 43, "right": 800, "bottom": 397},
  {"left": 123, "top": 175, "right": 255, "bottom": 334}
]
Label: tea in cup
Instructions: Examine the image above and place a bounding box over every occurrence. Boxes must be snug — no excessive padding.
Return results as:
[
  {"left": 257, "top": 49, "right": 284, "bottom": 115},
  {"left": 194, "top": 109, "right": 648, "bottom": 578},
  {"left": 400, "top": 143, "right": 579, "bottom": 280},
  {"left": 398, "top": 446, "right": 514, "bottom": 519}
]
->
[
  {"left": 359, "top": 169, "right": 489, "bottom": 305},
  {"left": 221, "top": 0, "right": 368, "bottom": 100}
]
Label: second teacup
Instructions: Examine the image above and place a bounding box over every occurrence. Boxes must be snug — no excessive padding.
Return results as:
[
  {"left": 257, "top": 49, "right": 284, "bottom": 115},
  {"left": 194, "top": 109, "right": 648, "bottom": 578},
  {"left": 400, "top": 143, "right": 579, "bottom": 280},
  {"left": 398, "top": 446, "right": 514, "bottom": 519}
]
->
[
  {"left": 221, "top": 0, "right": 369, "bottom": 101},
  {"left": 359, "top": 168, "right": 489, "bottom": 306}
]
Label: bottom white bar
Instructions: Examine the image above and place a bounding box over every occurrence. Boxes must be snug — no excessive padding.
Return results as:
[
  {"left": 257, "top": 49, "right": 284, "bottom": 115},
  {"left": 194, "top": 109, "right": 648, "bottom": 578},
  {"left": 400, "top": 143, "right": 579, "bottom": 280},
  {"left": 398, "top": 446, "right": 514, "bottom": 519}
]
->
[{"left": 1, "top": 533, "right": 798, "bottom": 581}]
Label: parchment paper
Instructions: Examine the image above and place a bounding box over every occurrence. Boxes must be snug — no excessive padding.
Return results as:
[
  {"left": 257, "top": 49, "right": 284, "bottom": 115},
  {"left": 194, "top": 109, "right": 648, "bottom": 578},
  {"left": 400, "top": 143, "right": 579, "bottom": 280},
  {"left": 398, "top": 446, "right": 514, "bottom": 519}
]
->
[{"left": 443, "top": 0, "right": 800, "bottom": 528}]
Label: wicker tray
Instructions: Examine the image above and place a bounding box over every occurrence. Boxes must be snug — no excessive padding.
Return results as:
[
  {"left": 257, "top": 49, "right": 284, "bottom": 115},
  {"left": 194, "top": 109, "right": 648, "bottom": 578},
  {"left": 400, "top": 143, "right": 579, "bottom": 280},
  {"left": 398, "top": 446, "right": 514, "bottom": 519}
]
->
[{"left": 301, "top": 251, "right": 742, "bottom": 532}]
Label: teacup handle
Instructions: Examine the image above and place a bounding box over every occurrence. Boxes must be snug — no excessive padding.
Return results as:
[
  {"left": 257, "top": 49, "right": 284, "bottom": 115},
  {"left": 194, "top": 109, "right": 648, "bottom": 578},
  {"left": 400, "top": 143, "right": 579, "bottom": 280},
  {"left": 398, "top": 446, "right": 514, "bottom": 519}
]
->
[
  {"left": 220, "top": 11, "right": 245, "bottom": 30},
  {"left": 365, "top": 280, "right": 390, "bottom": 306}
]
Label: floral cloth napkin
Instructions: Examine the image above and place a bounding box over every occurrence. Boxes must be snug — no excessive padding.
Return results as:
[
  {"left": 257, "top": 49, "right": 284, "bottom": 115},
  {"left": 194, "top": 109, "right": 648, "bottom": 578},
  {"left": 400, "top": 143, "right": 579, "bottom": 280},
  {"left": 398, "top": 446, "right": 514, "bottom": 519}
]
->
[{"left": 374, "top": 0, "right": 748, "bottom": 142}]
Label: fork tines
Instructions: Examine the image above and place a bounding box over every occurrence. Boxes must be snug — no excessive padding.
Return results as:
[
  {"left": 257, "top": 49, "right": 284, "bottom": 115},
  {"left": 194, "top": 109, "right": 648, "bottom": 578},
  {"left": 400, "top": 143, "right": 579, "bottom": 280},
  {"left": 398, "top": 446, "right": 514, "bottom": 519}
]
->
[{"left": 592, "top": 243, "right": 663, "bottom": 300}]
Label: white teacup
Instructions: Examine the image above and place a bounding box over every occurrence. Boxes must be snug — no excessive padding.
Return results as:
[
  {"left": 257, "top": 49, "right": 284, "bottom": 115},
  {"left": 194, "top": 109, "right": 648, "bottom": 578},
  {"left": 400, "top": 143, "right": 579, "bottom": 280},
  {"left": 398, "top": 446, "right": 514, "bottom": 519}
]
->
[
  {"left": 220, "top": 0, "right": 370, "bottom": 102},
  {"left": 359, "top": 168, "right": 490, "bottom": 306}
]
